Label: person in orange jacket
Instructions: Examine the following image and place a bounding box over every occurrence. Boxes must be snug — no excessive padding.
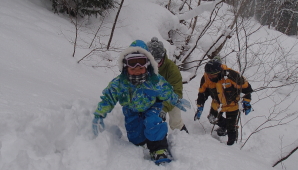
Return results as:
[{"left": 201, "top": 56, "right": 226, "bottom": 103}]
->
[{"left": 194, "top": 58, "right": 253, "bottom": 145}]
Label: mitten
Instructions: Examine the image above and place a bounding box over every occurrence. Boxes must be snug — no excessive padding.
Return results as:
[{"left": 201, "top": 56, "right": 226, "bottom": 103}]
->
[
  {"left": 159, "top": 110, "right": 167, "bottom": 121},
  {"left": 194, "top": 106, "right": 204, "bottom": 121},
  {"left": 92, "top": 115, "right": 105, "bottom": 136},
  {"left": 175, "top": 98, "right": 191, "bottom": 112}
]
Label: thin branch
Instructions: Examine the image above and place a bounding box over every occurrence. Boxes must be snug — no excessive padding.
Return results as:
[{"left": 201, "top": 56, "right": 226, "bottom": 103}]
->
[
  {"left": 273, "top": 146, "right": 298, "bottom": 167},
  {"left": 107, "top": 0, "right": 124, "bottom": 50}
]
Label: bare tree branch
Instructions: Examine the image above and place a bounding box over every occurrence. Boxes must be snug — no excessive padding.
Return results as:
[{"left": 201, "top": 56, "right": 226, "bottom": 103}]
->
[
  {"left": 273, "top": 146, "right": 298, "bottom": 167},
  {"left": 107, "top": 0, "right": 124, "bottom": 50}
]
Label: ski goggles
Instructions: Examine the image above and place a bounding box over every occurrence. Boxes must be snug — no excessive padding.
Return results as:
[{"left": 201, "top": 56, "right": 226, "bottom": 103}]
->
[
  {"left": 124, "top": 54, "right": 149, "bottom": 68},
  {"left": 206, "top": 71, "right": 221, "bottom": 75}
]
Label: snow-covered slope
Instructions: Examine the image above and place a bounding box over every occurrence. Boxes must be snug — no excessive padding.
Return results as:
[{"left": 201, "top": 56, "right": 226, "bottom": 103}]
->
[{"left": 0, "top": 0, "right": 297, "bottom": 169}]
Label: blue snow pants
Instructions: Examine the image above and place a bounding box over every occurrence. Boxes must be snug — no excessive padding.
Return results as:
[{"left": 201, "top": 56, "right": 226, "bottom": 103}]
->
[{"left": 122, "top": 101, "right": 168, "bottom": 145}]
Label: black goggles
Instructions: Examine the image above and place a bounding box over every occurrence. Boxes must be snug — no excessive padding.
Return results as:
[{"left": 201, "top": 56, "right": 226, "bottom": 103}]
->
[{"left": 206, "top": 71, "right": 221, "bottom": 75}]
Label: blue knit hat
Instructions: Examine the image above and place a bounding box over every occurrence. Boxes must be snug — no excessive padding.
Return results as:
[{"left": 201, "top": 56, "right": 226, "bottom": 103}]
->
[{"left": 130, "top": 40, "right": 149, "bottom": 51}]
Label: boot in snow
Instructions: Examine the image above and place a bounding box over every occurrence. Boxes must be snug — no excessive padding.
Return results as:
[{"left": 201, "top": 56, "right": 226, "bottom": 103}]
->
[
  {"left": 215, "top": 126, "right": 227, "bottom": 136},
  {"left": 227, "top": 130, "right": 236, "bottom": 145},
  {"left": 150, "top": 149, "right": 171, "bottom": 165},
  {"left": 180, "top": 124, "right": 189, "bottom": 133}
]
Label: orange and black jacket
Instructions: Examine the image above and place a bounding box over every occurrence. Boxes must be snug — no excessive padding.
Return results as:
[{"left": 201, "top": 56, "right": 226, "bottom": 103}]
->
[{"left": 196, "top": 65, "right": 253, "bottom": 112}]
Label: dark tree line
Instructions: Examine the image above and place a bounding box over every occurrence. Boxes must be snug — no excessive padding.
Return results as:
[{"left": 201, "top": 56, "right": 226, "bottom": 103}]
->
[
  {"left": 50, "top": 0, "right": 115, "bottom": 17},
  {"left": 226, "top": 0, "right": 298, "bottom": 35}
]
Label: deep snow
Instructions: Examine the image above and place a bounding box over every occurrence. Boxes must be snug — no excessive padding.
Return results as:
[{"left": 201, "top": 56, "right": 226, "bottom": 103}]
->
[{"left": 1, "top": 0, "right": 298, "bottom": 170}]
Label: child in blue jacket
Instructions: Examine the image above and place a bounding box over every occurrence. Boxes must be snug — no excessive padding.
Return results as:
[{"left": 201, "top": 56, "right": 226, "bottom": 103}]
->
[{"left": 92, "top": 40, "right": 191, "bottom": 164}]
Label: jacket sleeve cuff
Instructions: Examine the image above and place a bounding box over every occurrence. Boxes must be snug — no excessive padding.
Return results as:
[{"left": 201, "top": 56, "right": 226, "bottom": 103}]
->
[{"left": 94, "top": 109, "right": 106, "bottom": 118}]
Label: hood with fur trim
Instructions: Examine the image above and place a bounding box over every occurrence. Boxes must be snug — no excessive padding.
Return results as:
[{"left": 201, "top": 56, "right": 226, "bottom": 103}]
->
[{"left": 118, "top": 44, "right": 159, "bottom": 75}]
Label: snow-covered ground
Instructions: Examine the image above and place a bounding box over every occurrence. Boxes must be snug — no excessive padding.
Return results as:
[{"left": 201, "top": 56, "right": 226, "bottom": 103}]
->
[{"left": 1, "top": 0, "right": 298, "bottom": 169}]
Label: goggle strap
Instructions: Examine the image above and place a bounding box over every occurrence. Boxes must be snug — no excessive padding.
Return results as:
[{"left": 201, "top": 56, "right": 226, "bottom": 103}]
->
[
  {"left": 123, "top": 58, "right": 150, "bottom": 68},
  {"left": 125, "top": 53, "right": 146, "bottom": 59}
]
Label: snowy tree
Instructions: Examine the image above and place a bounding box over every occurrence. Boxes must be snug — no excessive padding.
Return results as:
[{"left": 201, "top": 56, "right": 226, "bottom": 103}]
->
[
  {"left": 51, "top": 0, "right": 115, "bottom": 17},
  {"left": 229, "top": 0, "right": 298, "bottom": 35},
  {"left": 275, "top": 0, "right": 298, "bottom": 35}
]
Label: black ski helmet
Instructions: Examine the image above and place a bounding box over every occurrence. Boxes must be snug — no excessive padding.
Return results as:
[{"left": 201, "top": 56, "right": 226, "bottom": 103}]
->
[{"left": 205, "top": 59, "right": 222, "bottom": 74}]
